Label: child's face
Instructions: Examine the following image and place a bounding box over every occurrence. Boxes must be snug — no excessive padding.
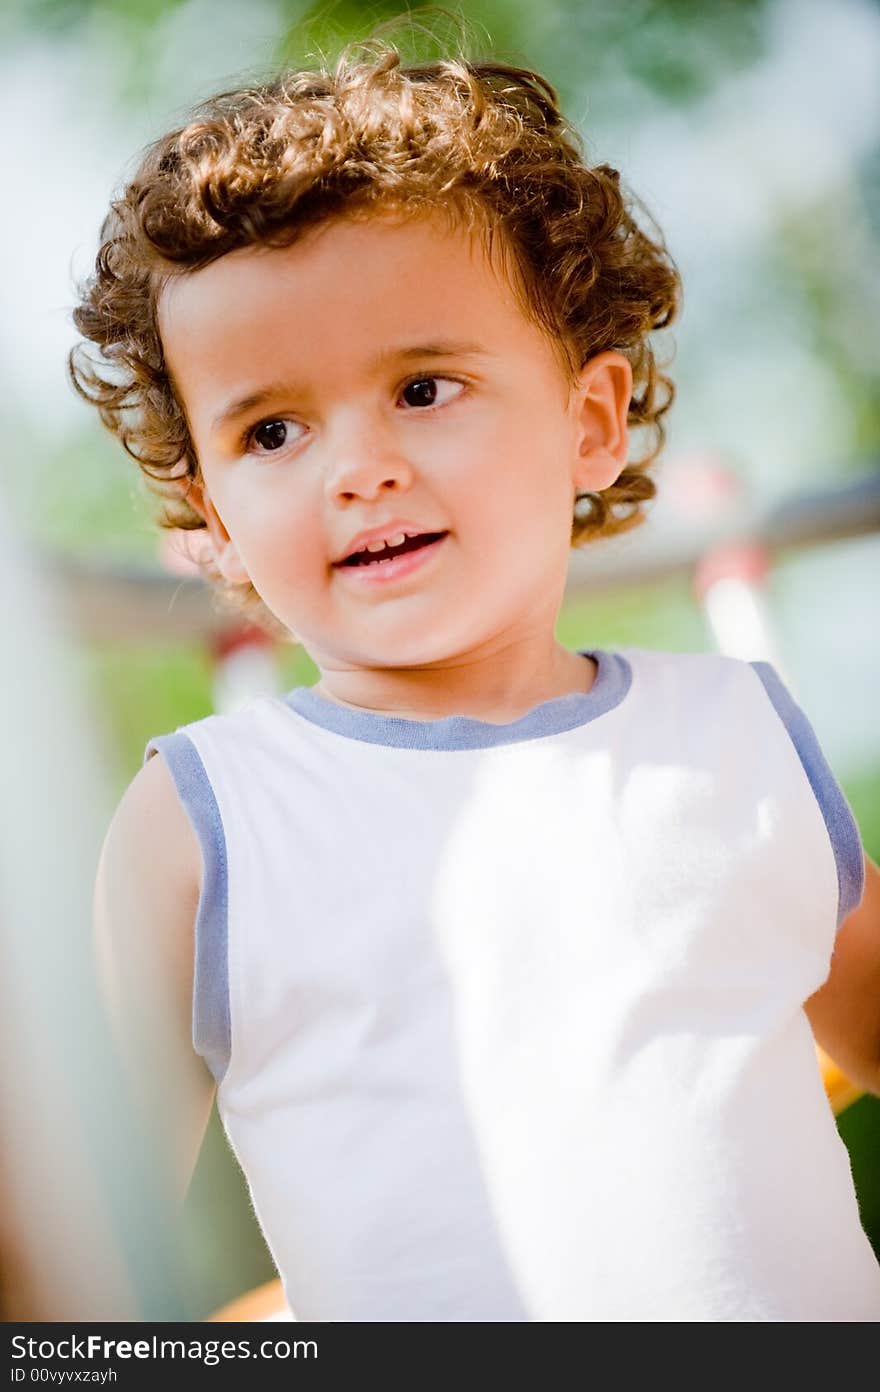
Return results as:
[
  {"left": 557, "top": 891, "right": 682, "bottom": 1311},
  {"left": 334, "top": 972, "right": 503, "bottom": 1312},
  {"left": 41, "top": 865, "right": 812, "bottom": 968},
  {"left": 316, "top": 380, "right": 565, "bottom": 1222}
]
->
[{"left": 158, "top": 210, "right": 630, "bottom": 673}]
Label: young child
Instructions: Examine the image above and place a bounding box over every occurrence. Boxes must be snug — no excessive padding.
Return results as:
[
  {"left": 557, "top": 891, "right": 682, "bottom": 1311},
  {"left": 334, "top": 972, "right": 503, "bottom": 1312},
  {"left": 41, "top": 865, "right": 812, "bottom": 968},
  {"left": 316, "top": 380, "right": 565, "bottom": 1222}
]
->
[{"left": 72, "top": 37, "right": 880, "bottom": 1322}]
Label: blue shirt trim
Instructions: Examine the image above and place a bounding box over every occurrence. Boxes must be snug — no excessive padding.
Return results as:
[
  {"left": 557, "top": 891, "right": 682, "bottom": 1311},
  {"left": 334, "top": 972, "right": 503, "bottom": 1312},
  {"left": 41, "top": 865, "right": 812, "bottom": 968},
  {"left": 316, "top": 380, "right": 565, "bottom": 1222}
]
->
[
  {"left": 144, "top": 731, "right": 231, "bottom": 1085},
  {"left": 282, "top": 648, "right": 632, "bottom": 750},
  {"left": 750, "top": 661, "right": 864, "bottom": 928}
]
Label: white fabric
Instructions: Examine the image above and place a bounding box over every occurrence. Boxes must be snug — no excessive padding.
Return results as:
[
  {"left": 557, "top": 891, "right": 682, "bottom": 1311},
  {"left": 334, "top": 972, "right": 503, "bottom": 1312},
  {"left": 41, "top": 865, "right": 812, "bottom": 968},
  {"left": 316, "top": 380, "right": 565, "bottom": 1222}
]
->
[{"left": 147, "top": 646, "right": 880, "bottom": 1321}]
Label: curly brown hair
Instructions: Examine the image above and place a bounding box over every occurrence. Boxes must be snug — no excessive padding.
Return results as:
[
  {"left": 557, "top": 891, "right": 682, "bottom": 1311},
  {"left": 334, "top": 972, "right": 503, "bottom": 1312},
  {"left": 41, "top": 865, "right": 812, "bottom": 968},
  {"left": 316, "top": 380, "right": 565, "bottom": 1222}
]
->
[{"left": 68, "top": 33, "right": 681, "bottom": 633}]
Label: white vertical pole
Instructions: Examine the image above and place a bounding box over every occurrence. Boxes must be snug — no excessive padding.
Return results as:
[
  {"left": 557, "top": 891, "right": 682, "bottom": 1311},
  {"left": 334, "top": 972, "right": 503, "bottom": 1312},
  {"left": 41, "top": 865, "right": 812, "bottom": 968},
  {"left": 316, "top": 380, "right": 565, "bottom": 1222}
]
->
[{"left": 0, "top": 494, "right": 186, "bottom": 1319}]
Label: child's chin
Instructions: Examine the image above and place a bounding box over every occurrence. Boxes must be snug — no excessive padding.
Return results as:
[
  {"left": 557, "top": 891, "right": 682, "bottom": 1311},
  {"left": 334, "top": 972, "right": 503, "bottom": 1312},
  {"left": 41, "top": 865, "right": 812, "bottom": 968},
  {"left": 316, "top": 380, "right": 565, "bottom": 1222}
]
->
[{"left": 346, "top": 630, "right": 466, "bottom": 671}]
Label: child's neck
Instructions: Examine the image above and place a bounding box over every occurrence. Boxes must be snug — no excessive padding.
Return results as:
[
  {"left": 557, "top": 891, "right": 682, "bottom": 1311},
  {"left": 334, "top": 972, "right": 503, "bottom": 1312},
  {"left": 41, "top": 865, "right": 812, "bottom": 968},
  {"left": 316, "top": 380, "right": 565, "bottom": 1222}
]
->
[{"left": 310, "top": 640, "right": 597, "bottom": 724}]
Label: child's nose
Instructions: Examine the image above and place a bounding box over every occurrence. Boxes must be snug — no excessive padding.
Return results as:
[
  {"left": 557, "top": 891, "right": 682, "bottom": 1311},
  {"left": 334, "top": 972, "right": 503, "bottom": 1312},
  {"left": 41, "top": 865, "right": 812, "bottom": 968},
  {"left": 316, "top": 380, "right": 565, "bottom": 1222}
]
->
[{"left": 323, "top": 424, "right": 416, "bottom": 502}]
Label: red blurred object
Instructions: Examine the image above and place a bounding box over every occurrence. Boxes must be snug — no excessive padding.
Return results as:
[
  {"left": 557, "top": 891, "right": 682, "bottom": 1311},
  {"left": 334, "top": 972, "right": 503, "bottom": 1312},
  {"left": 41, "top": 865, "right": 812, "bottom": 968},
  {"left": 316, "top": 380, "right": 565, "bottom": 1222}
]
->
[
  {"left": 693, "top": 539, "right": 771, "bottom": 603},
  {"left": 662, "top": 453, "right": 743, "bottom": 522},
  {"left": 212, "top": 623, "right": 277, "bottom": 663}
]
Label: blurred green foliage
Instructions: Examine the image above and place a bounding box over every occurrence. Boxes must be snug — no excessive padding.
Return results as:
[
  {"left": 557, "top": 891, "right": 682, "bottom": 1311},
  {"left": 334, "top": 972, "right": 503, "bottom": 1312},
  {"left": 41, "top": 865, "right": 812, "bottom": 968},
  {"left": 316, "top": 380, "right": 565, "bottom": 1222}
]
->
[{"left": 7, "top": 0, "right": 768, "bottom": 95}]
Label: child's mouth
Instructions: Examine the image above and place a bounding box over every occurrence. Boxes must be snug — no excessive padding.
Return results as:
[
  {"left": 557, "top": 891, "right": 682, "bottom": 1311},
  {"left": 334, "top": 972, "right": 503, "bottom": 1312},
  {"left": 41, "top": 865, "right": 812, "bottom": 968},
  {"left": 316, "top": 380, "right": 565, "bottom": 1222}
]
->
[{"left": 333, "top": 531, "right": 448, "bottom": 584}]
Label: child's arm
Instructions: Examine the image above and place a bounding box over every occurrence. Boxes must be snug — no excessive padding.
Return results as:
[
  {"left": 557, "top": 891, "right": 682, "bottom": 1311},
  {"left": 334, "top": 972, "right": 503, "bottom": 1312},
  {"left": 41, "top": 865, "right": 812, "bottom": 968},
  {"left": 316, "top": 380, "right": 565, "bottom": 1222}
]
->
[
  {"left": 93, "top": 754, "right": 216, "bottom": 1208},
  {"left": 804, "top": 851, "right": 880, "bottom": 1099}
]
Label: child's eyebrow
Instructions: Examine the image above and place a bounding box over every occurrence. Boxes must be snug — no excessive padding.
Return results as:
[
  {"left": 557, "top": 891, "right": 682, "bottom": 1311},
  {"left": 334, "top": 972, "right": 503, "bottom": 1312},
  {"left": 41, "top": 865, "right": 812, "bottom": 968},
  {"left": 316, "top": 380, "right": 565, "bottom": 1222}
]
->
[{"left": 208, "top": 340, "right": 492, "bottom": 437}]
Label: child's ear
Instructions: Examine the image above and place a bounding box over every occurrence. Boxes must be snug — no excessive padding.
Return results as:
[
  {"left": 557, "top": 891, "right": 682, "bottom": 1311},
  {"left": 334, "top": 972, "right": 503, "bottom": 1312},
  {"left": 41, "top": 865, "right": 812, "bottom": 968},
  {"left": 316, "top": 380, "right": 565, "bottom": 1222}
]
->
[
  {"left": 184, "top": 476, "right": 251, "bottom": 585},
  {"left": 570, "top": 350, "right": 633, "bottom": 494}
]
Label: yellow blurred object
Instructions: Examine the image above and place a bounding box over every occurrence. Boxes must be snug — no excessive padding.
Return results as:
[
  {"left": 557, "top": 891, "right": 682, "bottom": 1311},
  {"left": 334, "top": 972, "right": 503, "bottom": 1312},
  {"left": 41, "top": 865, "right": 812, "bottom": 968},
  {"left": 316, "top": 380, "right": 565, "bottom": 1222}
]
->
[
  {"left": 206, "top": 1048, "right": 865, "bottom": 1323},
  {"left": 208, "top": 1276, "right": 289, "bottom": 1321},
  {"left": 818, "top": 1045, "right": 864, "bottom": 1117}
]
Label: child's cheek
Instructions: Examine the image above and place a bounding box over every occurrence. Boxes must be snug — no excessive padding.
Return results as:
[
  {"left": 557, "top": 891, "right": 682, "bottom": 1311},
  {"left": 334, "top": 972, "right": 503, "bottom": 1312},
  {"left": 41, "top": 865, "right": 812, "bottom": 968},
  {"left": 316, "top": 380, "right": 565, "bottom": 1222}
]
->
[{"left": 246, "top": 510, "right": 326, "bottom": 592}]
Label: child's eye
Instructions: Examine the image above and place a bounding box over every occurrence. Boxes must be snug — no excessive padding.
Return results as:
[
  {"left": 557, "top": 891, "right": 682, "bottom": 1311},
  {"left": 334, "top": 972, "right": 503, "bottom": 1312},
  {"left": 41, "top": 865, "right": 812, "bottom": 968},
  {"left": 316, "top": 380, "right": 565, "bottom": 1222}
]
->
[
  {"left": 243, "top": 418, "right": 305, "bottom": 455},
  {"left": 241, "top": 376, "right": 464, "bottom": 456},
  {"left": 398, "top": 375, "right": 466, "bottom": 410}
]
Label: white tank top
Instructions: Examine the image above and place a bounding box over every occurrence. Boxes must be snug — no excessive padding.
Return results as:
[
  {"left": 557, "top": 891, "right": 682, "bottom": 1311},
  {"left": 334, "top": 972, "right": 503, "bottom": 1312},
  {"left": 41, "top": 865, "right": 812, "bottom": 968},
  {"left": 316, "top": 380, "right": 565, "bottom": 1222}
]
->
[{"left": 145, "top": 646, "right": 880, "bottom": 1321}]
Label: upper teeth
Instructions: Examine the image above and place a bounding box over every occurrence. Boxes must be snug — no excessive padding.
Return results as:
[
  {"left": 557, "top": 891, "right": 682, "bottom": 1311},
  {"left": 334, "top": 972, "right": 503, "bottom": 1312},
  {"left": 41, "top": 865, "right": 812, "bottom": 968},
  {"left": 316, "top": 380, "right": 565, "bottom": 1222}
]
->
[{"left": 365, "top": 533, "right": 407, "bottom": 552}]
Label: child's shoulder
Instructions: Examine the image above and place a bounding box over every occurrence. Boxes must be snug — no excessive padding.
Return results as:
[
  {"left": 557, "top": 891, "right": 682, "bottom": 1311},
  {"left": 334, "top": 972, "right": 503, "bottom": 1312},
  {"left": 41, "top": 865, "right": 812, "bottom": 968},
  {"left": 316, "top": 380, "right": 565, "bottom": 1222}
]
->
[
  {"left": 610, "top": 644, "right": 834, "bottom": 788},
  {"left": 614, "top": 643, "right": 826, "bottom": 757},
  {"left": 618, "top": 645, "right": 863, "bottom": 923},
  {"left": 105, "top": 737, "right": 203, "bottom": 908},
  {"left": 615, "top": 642, "right": 758, "bottom": 673},
  {"left": 142, "top": 690, "right": 292, "bottom": 767},
  {"left": 612, "top": 642, "right": 779, "bottom": 702},
  {"left": 138, "top": 692, "right": 302, "bottom": 882}
]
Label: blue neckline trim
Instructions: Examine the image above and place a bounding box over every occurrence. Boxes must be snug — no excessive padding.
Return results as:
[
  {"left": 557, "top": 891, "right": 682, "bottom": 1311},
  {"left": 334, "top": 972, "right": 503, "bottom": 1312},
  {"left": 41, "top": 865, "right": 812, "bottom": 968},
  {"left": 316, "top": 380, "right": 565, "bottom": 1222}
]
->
[{"left": 282, "top": 648, "right": 631, "bottom": 750}]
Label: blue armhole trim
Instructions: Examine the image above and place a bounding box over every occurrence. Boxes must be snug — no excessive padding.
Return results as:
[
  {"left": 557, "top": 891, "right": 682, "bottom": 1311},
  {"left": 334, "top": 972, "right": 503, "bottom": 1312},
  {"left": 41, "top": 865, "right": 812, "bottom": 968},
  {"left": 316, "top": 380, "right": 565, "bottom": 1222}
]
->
[
  {"left": 144, "top": 732, "right": 231, "bottom": 1084},
  {"left": 750, "top": 661, "right": 864, "bottom": 928}
]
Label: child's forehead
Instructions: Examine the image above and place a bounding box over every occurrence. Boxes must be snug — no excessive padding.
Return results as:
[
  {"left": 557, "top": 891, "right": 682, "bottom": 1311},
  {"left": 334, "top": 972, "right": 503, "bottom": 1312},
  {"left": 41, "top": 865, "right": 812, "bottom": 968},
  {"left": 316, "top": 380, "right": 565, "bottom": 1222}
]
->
[
  {"left": 160, "top": 208, "right": 507, "bottom": 313},
  {"left": 157, "top": 209, "right": 542, "bottom": 376}
]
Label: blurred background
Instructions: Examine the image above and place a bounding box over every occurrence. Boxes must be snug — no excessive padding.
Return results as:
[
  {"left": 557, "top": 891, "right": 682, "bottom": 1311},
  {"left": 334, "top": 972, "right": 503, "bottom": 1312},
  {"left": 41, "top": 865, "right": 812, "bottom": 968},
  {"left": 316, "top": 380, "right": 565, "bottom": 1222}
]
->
[{"left": 0, "top": 0, "right": 878, "bottom": 1320}]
